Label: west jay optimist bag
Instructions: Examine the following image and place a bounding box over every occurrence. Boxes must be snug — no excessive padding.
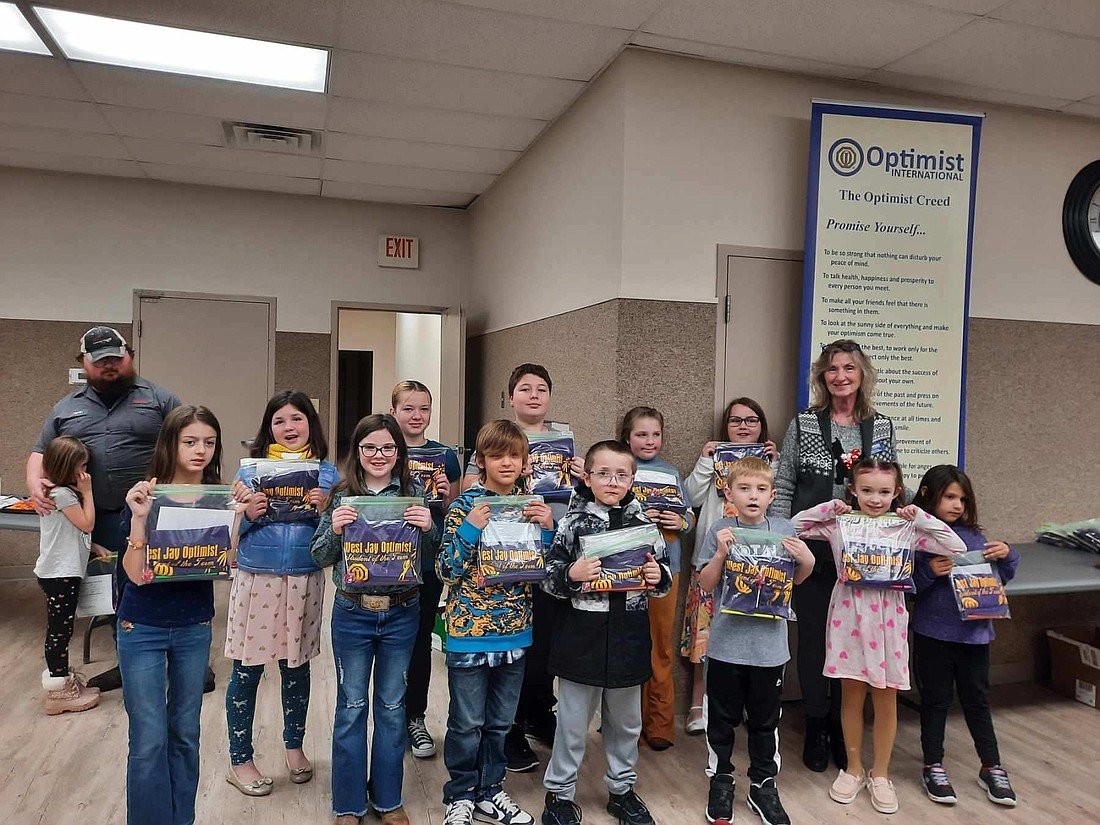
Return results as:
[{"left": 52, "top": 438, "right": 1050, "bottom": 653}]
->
[
  {"left": 837, "top": 514, "right": 916, "bottom": 591},
  {"left": 579, "top": 524, "right": 660, "bottom": 593},
  {"left": 241, "top": 457, "right": 320, "bottom": 524},
  {"left": 144, "top": 485, "right": 242, "bottom": 583},
  {"left": 407, "top": 446, "right": 449, "bottom": 510},
  {"left": 341, "top": 496, "right": 424, "bottom": 589},
  {"left": 526, "top": 431, "right": 575, "bottom": 503},
  {"left": 477, "top": 495, "right": 547, "bottom": 585},
  {"left": 719, "top": 528, "right": 796, "bottom": 620},
  {"left": 713, "top": 443, "right": 768, "bottom": 499},
  {"left": 950, "top": 550, "right": 1011, "bottom": 620},
  {"left": 632, "top": 468, "right": 687, "bottom": 514}
]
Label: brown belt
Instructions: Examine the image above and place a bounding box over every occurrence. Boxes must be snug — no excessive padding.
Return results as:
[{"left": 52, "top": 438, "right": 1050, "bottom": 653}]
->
[{"left": 337, "top": 587, "right": 419, "bottom": 612}]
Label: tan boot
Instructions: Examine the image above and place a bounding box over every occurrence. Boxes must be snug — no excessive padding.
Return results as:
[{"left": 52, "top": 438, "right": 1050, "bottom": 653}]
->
[
  {"left": 380, "top": 806, "right": 410, "bottom": 825},
  {"left": 43, "top": 670, "right": 100, "bottom": 716}
]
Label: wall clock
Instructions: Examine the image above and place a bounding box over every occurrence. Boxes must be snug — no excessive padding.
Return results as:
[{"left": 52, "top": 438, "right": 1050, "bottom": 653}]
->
[{"left": 1063, "top": 160, "right": 1100, "bottom": 285}]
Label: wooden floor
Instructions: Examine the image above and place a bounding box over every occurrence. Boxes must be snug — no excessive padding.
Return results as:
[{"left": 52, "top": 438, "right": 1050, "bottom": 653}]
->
[{"left": 1, "top": 578, "right": 1097, "bottom": 825}]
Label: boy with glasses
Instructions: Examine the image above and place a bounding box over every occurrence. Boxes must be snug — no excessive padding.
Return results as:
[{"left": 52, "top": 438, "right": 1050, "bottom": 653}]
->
[{"left": 540, "top": 441, "right": 672, "bottom": 825}]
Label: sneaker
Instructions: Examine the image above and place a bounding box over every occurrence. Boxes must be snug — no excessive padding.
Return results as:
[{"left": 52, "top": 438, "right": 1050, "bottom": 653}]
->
[
  {"left": 921, "top": 764, "right": 957, "bottom": 804},
  {"left": 407, "top": 716, "right": 437, "bottom": 758},
  {"left": 607, "top": 788, "right": 654, "bottom": 825},
  {"left": 802, "top": 716, "right": 830, "bottom": 773},
  {"left": 505, "top": 725, "right": 539, "bottom": 773},
  {"left": 87, "top": 664, "right": 122, "bottom": 693},
  {"left": 43, "top": 671, "right": 100, "bottom": 716},
  {"left": 746, "top": 779, "right": 790, "bottom": 825},
  {"left": 978, "top": 766, "right": 1017, "bottom": 807},
  {"left": 686, "top": 705, "right": 705, "bottom": 736},
  {"left": 706, "top": 773, "right": 734, "bottom": 823},
  {"left": 541, "top": 793, "right": 581, "bottom": 825},
  {"left": 868, "top": 774, "right": 899, "bottom": 814},
  {"left": 526, "top": 710, "right": 557, "bottom": 746},
  {"left": 828, "top": 770, "right": 866, "bottom": 804},
  {"left": 475, "top": 790, "right": 535, "bottom": 825},
  {"left": 445, "top": 800, "right": 476, "bottom": 825}
]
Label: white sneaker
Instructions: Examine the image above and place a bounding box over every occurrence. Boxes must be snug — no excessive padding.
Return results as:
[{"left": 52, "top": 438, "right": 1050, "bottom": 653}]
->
[
  {"left": 407, "top": 716, "right": 437, "bottom": 758},
  {"left": 445, "top": 799, "right": 476, "bottom": 825},
  {"left": 474, "top": 790, "right": 535, "bottom": 825}
]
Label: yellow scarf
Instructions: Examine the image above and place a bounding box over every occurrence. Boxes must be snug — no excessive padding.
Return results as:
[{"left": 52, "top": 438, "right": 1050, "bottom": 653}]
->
[{"left": 266, "top": 443, "right": 314, "bottom": 460}]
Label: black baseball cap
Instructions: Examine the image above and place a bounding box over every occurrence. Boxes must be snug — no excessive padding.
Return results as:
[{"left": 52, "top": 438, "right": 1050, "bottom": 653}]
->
[{"left": 80, "top": 326, "right": 128, "bottom": 362}]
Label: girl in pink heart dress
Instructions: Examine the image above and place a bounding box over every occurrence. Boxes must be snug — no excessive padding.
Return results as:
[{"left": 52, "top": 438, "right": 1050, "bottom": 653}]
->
[{"left": 792, "top": 458, "right": 964, "bottom": 814}]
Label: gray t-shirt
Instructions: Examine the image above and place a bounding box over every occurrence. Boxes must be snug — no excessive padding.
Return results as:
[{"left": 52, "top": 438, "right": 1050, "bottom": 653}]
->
[
  {"left": 697, "top": 515, "right": 796, "bottom": 668},
  {"left": 34, "top": 486, "right": 92, "bottom": 579}
]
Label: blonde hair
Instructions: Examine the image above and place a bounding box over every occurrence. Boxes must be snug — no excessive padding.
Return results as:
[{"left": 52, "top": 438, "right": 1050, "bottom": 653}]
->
[
  {"left": 391, "top": 380, "right": 432, "bottom": 409},
  {"left": 809, "top": 340, "right": 878, "bottom": 420},
  {"left": 725, "top": 456, "right": 774, "bottom": 488}
]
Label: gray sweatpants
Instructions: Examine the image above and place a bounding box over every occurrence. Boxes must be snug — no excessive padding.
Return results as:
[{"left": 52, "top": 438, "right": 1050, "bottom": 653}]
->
[{"left": 543, "top": 678, "right": 642, "bottom": 799}]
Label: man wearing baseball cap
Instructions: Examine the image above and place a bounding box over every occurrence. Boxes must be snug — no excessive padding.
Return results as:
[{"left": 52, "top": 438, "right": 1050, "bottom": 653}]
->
[{"left": 26, "top": 326, "right": 181, "bottom": 692}]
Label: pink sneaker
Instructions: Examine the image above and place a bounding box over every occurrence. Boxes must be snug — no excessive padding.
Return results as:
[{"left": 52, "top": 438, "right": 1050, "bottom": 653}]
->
[
  {"left": 829, "top": 769, "right": 866, "bottom": 804},
  {"left": 868, "top": 774, "right": 899, "bottom": 814}
]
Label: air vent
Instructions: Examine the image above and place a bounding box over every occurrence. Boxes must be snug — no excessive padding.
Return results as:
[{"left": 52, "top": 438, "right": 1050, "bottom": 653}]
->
[{"left": 223, "top": 121, "right": 322, "bottom": 155}]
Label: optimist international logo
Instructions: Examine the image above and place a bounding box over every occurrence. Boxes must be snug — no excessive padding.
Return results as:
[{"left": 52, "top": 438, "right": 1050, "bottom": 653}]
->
[{"left": 828, "top": 138, "right": 863, "bottom": 177}]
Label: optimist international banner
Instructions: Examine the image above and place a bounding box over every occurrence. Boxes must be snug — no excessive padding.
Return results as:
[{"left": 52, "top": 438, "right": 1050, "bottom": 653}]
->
[{"left": 800, "top": 101, "right": 983, "bottom": 482}]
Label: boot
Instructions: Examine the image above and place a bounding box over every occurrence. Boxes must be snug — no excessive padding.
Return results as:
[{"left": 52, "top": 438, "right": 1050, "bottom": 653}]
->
[
  {"left": 802, "top": 715, "right": 830, "bottom": 772},
  {"left": 829, "top": 714, "right": 847, "bottom": 771},
  {"left": 43, "top": 670, "right": 100, "bottom": 716}
]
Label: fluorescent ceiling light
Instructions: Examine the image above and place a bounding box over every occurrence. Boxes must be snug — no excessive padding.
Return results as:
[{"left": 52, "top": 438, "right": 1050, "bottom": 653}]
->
[
  {"left": 0, "top": 2, "right": 50, "bottom": 54},
  {"left": 33, "top": 6, "right": 328, "bottom": 92}
]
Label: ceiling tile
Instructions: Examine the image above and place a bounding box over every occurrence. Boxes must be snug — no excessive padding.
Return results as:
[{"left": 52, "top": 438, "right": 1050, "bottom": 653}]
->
[
  {"left": 886, "top": 18, "right": 1100, "bottom": 101},
  {"left": 141, "top": 162, "right": 321, "bottom": 194},
  {"left": 0, "top": 91, "right": 112, "bottom": 132},
  {"left": 330, "top": 50, "right": 584, "bottom": 119},
  {"left": 865, "top": 69, "right": 1073, "bottom": 111},
  {"left": 328, "top": 97, "right": 545, "bottom": 151},
  {"left": 322, "top": 179, "right": 475, "bottom": 207},
  {"left": 99, "top": 105, "right": 226, "bottom": 144},
  {"left": 437, "top": 0, "right": 666, "bottom": 28},
  {"left": 0, "top": 146, "right": 144, "bottom": 177},
  {"left": 642, "top": 0, "right": 973, "bottom": 69},
  {"left": 1061, "top": 101, "right": 1100, "bottom": 120},
  {"left": 0, "top": 122, "right": 129, "bottom": 158},
  {"left": 991, "top": 0, "right": 1100, "bottom": 39},
  {"left": 73, "top": 63, "right": 328, "bottom": 127},
  {"left": 123, "top": 136, "right": 322, "bottom": 177},
  {"left": 0, "top": 52, "right": 90, "bottom": 100},
  {"left": 338, "top": 0, "right": 629, "bottom": 80},
  {"left": 901, "top": 0, "right": 1007, "bottom": 12},
  {"left": 41, "top": 0, "right": 342, "bottom": 47},
  {"left": 630, "top": 33, "right": 867, "bottom": 79},
  {"left": 326, "top": 132, "right": 518, "bottom": 174},
  {"left": 323, "top": 157, "right": 492, "bottom": 192}
]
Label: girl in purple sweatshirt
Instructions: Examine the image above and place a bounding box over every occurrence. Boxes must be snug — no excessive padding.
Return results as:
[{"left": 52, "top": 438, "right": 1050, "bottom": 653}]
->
[{"left": 912, "top": 466, "right": 1020, "bottom": 809}]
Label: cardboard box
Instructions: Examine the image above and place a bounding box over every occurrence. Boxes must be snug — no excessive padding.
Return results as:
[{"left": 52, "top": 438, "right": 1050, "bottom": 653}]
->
[{"left": 1047, "top": 625, "right": 1100, "bottom": 708}]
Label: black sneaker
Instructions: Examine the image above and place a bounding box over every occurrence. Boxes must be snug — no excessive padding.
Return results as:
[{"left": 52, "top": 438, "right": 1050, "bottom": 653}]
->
[
  {"left": 408, "top": 715, "right": 437, "bottom": 758},
  {"left": 87, "top": 665, "right": 122, "bottom": 693},
  {"left": 747, "top": 779, "right": 790, "bottom": 825},
  {"left": 607, "top": 788, "right": 654, "bottom": 825},
  {"left": 526, "top": 710, "right": 557, "bottom": 746},
  {"left": 922, "top": 764, "right": 957, "bottom": 804},
  {"left": 541, "top": 793, "right": 581, "bottom": 825},
  {"left": 707, "top": 774, "right": 734, "bottom": 823},
  {"left": 505, "top": 725, "right": 539, "bottom": 773},
  {"left": 828, "top": 715, "right": 847, "bottom": 771},
  {"left": 978, "top": 766, "right": 1017, "bottom": 807},
  {"left": 802, "top": 716, "right": 829, "bottom": 773}
]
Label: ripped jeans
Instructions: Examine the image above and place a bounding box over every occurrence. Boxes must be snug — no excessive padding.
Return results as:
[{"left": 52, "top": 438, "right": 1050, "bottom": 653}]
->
[{"left": 329, "top": 592, "right": 419, "bottom": 817}]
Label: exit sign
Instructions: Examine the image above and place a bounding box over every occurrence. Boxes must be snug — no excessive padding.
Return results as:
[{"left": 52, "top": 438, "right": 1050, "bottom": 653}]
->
[{"left": 378, "top": 235, "right": 419, "bottom": 269}]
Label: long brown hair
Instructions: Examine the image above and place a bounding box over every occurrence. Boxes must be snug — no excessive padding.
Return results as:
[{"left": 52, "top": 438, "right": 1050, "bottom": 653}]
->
[
  {"left": 329, "top": 414, "right": 414, "bottom": 499},
  {"left": 249, "top": 390, "right": 328, "bottom": 460},
  {"left": 848, "top": 458, "right": 904, "bottom": 511},
  {"left": 43, "top": 436, "right": 89, "bottom": 493},
  {"left": 148, "top": 405, "right": 223, "bottom": 484},
  {"left": 809, "top": 339, "right": 878, "bottom": 420},
  {"left": 618, "top": 406, "right": 664, "bottom": 445},
  {"left": 720, "top": 397, "right": 770, "bottom": 443},
  {"left": 913, "top": 464, "right": 979, "bottom": 530}
]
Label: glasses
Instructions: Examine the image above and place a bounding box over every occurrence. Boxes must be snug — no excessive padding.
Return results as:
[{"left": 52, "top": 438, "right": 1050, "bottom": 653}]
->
[
  {"left": 822, "top": 339, "right": 863, "bottom": 354},
  {"left": 358, "top": 443, "right": 398, "bottom": 457},
  {"left": 590, "top": 471, "right": 633, "bottom": 485},
  {"left": 727, "top": 416, "right": 761, "bottom": 426}
]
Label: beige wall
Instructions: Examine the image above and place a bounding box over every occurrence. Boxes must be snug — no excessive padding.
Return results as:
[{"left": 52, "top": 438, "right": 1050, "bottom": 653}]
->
[
  {"left": 338, "top": 309, "right": 398, "bottom": 416},
  {"left": 0, "top": 167, "right": 469, "bottom": 333},
  {"left": 395, "top": 312, "right": 443, "bottom": 442}
]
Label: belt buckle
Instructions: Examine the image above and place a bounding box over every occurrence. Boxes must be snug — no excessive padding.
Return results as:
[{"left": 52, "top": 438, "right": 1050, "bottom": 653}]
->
[{"left": 360, "top": 594, "right": 391, "bottom": 611}]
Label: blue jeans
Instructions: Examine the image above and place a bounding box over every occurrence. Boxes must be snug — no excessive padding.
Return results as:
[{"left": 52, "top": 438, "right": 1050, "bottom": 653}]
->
[
  {"left": 330, "top": 593, "right": 419, "bottom": 817},
  {"left": 117, "top": 621, "right": 212, "bottom": 825},
  {"left": 443, "top": 657, "right": 526, "bottom": 803},
  {"left": 226, "top": 659, "right": 311, "bottom": 764}
]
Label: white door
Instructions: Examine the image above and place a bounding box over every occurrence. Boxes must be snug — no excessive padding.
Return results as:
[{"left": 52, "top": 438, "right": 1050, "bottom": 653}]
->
[{"left": 133, "top": 292, "right": 275, "bottom": 475}]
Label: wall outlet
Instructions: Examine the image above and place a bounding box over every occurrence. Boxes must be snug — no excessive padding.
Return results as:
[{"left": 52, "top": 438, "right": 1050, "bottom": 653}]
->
[{"left": 68, "top": 368, "right": 86, "bottom": 385}]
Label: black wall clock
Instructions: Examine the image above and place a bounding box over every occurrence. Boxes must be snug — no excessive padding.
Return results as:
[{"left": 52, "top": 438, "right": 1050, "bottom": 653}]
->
[{"left": 1063, "top": 160, "right": 1100, "bottom": 285}]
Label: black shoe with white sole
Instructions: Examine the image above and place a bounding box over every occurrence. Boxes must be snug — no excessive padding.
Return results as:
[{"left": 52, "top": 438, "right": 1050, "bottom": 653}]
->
[
  {"left": 706, "top": 774, "right": 734, "bottom": 823},
  {"left": 747, "top": 779, "right": 790, "bottom": 825},
  {"left": 978, "top": 766, "right": 1017, "bottom": 807},
  {"left": 505, "top": 725, "right": 539, "bottom": 773},
  {"left": 606, "top": 788, "right": 653, "bottom": 825},
  {"left": 922, "top": 764, "right": 957, "bottom": 804}
]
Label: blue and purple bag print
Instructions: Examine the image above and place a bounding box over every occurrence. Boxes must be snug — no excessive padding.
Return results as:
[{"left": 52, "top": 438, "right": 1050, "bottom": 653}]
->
[
  {"left": 579, "top": 524, "right": 660, "bottom": 593},
  {"left": 408, "top": 446, "right": 449, "bottom": 510},
  {"left": 243, "top": 458, "right": 320, "bottom": 524},
  {"left": 477, "top": 495, "right": 547, "bottom": 585},
  {"left": 526, "top": 431, "right": 575, "bottom": 503},
  {"left": 950, "top": 550, "right": 1010, "bottom": 620},
  {"left": 341, "top": 496, "right": 423, "bottom": 589},
  {"left": 144, "top": 485, "right": 242, "bottom": 583},
  {"left": 713, "top": 443, "right": 768, "bottom": 499},
  {"left": 719, "top": 528, "right": 796, "bottom": 620},
  {"left": 837, "top": 514, "right": 917, "bottom": 591},
  {"left": 632, "top": 469, "right": 687, "bottom": 514}
]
